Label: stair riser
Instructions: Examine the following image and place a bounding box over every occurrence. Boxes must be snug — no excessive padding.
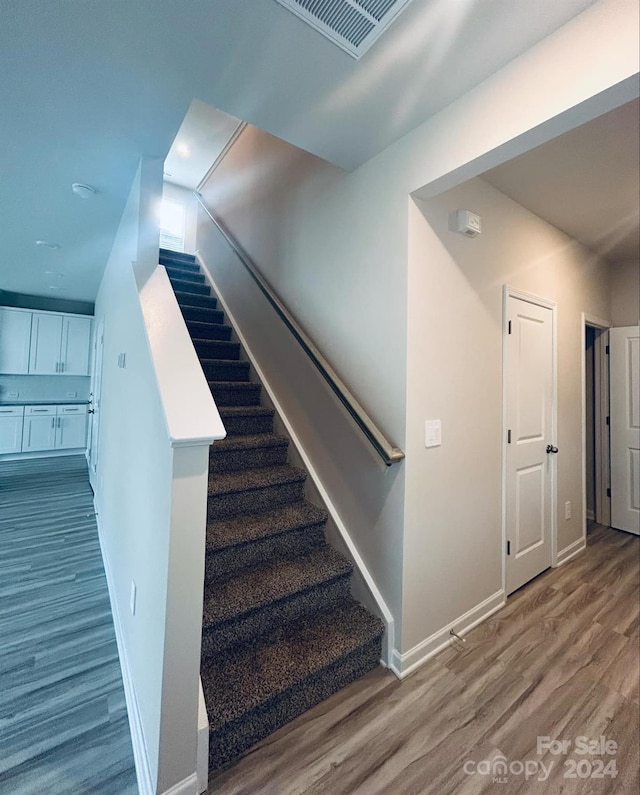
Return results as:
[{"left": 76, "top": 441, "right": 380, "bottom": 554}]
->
[
  {"left": 160, "top": 249, "right": 197, "bottom": 264},
  {"left": 209, "top": 443, "right": 289, "bottom": 474},
  {"left": 202, "top": 361, "right": 250, "bottom": 382},
  {"left": 186, "top": 322, "right": 230, "bottom": 341},
  {"left": 158, "top": 254, "right": 200, "bottom": 273},
  {"left": 202, "top": 576, "right": 351, "bottom": 658},
  {"left": 182, "top": 308, "right": 222, "bottom": 325},
  {"left": 194, "top": 340, "right": 241, "bottom": 361},
  {"left": 176, "top": 293, "right": 219, "bottom": 310},
  {"left": 165, "top": 267, "right": 205, "bottom": 284},
  {"left": 219, "top": 414, "right": 274, "bottom": 436},
  {"left": 170, "top": 279, "right": 211, "bottom": 296},
  {"left": 210, "top": 384, "right": 262, "bottom": 407},
  {"left": 161, "top": 260, "right": 200, "bottom": 275},
  {"left": 208, "top": 480, "right": 305, "bottom": 520},
  {"left": 208, "top": 636, "right": 382, "bottom": 772},
  {"left": 206, "top": 523, "right": 326, "bottom": 583}
]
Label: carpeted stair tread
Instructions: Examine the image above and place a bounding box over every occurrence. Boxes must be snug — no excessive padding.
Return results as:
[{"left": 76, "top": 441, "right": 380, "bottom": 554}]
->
[
  {"left": 165, "top": 266, "right": 205, "bottom": 284},
  {"left": 169, "top": 276, "right": 211, "bottom": 295},
  {"left": 209, "top": 432, "right": 290, "bottom": 472},
  {"left": 218, "top": 406, "right": 275, "bottom": 437},
  {"left": 202, "top": 598, "right": 384, "bottom": 731},
  {"left": 211, "top": 432, "right": 288, "bottom": 453},
  {"left": 193, "top": 338, "right": 241, "bottom": 360},
  {"left": 201, "top": 359, "right": 251, "bottom": 382},
  {"left": 175, "top": 291, "right": 219, "bottom": 309},
  {"left": 186, "top": 319, "right": 230, "bottom": 340},
  {"left": 203, "top": 546, "right": 352, "bottom": 627},
  {"left": 207, "top": 502, "right": 327, "bottom": 552},
  {"left": 160, "top": 248, "right": 196, "bottom": 262},
  {"left": 208, "top": 465, "right": 306, "bottom": 497},
  {"left": 208, "top": 382, "right": 262, "bottom": 407}
]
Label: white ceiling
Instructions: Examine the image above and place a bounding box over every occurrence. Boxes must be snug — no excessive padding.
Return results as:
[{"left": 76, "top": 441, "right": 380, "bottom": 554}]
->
[
  {"left": 164, "top": 100, "right": 241, "bottom": 190},
  {"left": 0, "top": 0, "right": 602, "bottom": 302},
  {"left": 482, "top": 99, "right": 640, "bottom": 263}
]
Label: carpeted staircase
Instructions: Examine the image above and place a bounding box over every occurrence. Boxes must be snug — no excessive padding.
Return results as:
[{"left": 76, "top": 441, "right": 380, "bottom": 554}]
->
[{"left": 159, "top": 249, "right": 385, "bottom": 773}]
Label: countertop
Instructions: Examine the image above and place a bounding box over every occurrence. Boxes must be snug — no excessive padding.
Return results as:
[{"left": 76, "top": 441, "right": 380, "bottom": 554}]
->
[{"left": 0, "top": 400, "right": 90, "bottom": 406}]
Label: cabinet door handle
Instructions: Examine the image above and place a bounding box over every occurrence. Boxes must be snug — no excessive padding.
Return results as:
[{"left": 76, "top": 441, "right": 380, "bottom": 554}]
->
[
  {"left": 51, "top": 417, "right": 55, "bottom": 429},
  {"left": 55, "top": 362, "right": 59, "bottom": 373},
  {"left": 60, "top": 362, "right": 65, "bottom": 373},
  {"left": 58, "top": 417, "right": 61, "bottom": 429}
]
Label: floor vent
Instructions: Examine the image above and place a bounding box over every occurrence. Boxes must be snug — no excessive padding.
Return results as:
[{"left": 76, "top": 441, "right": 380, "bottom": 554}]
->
[{"left": 274, "top": 0, "right": 414, "bottom": 58}]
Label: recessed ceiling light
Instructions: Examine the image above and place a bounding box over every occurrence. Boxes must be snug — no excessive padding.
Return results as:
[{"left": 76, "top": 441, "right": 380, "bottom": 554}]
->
[
  {"left": 71, "top": 182, "right": 96, "bottom": 199},
  {"left": 176, "top": 143, "right": 190, "bottom": 157},
  {"left": 45, "top": 271, "right": 64, "bottom": 279},
  {"left": 35, "top": 240, "right": 60, "bottom": 249},
  {"left": 47, "top": 285, "right": 67, "bottom": 291}
]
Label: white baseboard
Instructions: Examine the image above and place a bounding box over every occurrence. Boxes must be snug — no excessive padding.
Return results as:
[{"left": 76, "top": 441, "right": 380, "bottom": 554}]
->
[
  {"left": 94, "top": 502, "right": 155, "bottom": 795},
  {"left": 197, "top": 681, "right": 209, "bottom": 794},
  {"left": 161, "top": 773, "right": 199, "bottom": 795},
  {"left": 556, "top": 537, "right": 586, "bottom": 567},
  {"left": 0, "top": 447, "right": 86, "bottom": 462},
  {"left": 389, "top": 590, "right": 505, "bottom": 679},
  {"left": 196, "top": 250, "right": 396, "bottom": 666}
]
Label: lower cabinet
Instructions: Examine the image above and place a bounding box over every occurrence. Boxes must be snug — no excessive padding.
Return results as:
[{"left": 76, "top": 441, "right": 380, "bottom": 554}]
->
[
  {"left": 0, "top": 407, "right": 25, "bottom": 454},
  {"left": 56, "top": 413, "right": 87, "bottom": 450},
  {"left": 1, "top": 404, "right": 88, "bottom": 455},
  {"left": 22, "top": 413, "right": 57, "bottom": 452}
]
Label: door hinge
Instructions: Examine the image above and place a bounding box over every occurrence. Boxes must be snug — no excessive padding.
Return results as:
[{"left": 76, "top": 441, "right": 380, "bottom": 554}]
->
[
  {"left": 507, "top": 540, "right": 511, "bottom": 555},
  {"left": 607, "top": 487, "right": 611, "bottom": 498},
  {"left": 605, "top": 344, "right": 609, "bottom": 354},
  {"left": 508, "top": 320, "right": 512, "bottom": 335},
  {"left": 606, "top": 416, "right": 610, "bottom": 425},
  {"left": 507, "top": 429, "right": 511, "bottom": 444}
]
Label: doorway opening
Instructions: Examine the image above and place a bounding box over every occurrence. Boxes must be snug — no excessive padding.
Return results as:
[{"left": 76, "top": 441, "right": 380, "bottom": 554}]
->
[{"left": 582, "top": 315, "right": 611, "bottom": 533}]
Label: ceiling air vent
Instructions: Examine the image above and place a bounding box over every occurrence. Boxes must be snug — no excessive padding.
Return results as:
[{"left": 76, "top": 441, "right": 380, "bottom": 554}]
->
[{"left": 274, "top": 0, "right": 414, "bottom": 59}]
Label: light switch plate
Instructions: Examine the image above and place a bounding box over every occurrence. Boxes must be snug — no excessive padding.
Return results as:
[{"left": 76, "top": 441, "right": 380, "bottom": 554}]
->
[{"left": 425, "top": 420, "right": 442, "bottom": 448}]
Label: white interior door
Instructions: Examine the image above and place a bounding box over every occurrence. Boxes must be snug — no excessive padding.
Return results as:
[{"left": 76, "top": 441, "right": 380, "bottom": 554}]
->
[
  {"left": 610, "top": 325, "right": 640, "bottom": 535},
  {"left": 505, "top": 293, "right": 555, "bottom": 595},
  {"left": 88, "top": 321, "right": 104, "bottom": 490}
]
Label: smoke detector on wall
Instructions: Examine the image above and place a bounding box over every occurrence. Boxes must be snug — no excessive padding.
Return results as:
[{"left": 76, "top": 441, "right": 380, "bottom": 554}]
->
[
  {"left": 451, "top": 209, "right": 482, "bottom": 238},
  {"left": 274, "top": 0, "right": 415, "bottom": 58}
]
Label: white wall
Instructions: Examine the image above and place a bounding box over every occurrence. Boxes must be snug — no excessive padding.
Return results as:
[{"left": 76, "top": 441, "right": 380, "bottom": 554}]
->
[
  {"left": 610, "top": 258, "right": 640, "bottom": 326},
  {"left": 163, "top": 182, "right": 199, "bottom": 254},
  {"left": 93, "top": 162, "right": 173, "bottom": 786},
  {"left": 94, "top": 159, "right": 222, "bottom": 793},
  {"left": 199, "top": 0, "right": 638, "bottom": 661},
  {"left": 403, "top": 178, "right": 611, "bottom": 653}
]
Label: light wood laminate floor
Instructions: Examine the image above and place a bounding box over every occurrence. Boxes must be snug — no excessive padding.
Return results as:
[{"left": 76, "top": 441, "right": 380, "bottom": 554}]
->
[
  {"left": 209, "top": 523, "right": 639, "bottom": 794},
  {"left": 0, "top": 456, "right": 137, "bottom": 795}
]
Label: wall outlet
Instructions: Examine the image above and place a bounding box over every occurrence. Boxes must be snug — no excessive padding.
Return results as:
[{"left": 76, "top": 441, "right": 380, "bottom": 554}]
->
[
  {"left": 66, "top": 391, "right": 77, "bottom": 398},
  {"left": 7, "top": 392, "right": 19, "bottom": 399},
  {"left": 130, "top": 581, "right": 137, "bottom": 616},
  {"left": 117, "top": 352, "right": 127, "bottom": 369},
  {"left": 565, "top": 501, "right": 572, "bottom": 520}
]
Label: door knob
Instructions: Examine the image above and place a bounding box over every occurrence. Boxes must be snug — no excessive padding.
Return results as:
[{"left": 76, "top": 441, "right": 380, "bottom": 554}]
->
[{"left": 546, "top": 444, "right": 559, "bottom": 454}]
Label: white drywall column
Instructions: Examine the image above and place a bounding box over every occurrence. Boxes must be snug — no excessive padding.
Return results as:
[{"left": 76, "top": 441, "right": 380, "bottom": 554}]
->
[{"left": 94, "top": 158, "right": 224, "bottom": 794}]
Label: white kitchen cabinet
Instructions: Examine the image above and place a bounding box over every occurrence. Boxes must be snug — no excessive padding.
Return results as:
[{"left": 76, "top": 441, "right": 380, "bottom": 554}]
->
[
  {"left": 0, "top": 403, "right": 88, "bottom": 456},
  {"left": 0, "top": 407, "right": 25, "bottom": 454},
  {"left": 60, "top": 316, "right": 92, "bottom": 375},
  {"left": 29, "top": 312, "right": 92, "bottom": 375},
  {"left": 22, "top": 407, "right": 58, "bottom": 452},
  {"left": 0, "top": 308, "right": 32, "bottom": 374},
  {"left": 55, "top": 410, "right": 87, "bottom": 449}
]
